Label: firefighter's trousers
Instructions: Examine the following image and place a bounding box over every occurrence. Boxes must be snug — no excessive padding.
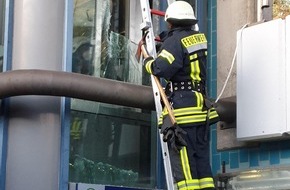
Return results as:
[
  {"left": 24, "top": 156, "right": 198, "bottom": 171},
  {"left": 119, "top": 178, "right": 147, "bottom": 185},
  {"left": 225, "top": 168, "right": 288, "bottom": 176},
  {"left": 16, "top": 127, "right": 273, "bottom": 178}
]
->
[{"left": 168, "top": 125, "right": 215, "bottom": 190}]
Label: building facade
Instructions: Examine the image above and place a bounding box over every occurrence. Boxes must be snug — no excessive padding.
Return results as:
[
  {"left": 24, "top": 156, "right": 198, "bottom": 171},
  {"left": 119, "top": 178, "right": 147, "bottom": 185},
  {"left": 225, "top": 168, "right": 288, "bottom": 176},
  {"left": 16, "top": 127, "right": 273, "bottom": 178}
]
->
[
  {"left": 0, "top": 0, "right": 212, "bottom": 190},
  {"left": 1, "top": 0, "right": 290, "bottom": 190}
]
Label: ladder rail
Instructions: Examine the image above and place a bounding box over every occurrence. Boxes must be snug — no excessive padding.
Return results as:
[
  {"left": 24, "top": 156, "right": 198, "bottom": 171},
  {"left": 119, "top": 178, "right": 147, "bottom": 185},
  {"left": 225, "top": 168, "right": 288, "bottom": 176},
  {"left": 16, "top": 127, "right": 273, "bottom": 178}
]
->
[{"left": 139, "top": 1, "right": 175, "bottom": 189}]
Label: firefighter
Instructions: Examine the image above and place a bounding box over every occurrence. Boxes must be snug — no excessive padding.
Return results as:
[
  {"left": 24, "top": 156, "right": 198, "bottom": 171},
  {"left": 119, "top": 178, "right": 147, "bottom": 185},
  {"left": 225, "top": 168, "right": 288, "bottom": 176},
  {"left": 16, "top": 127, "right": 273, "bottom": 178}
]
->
[{"left": 141, "top": 1, "right": 219, "bottom": 189}]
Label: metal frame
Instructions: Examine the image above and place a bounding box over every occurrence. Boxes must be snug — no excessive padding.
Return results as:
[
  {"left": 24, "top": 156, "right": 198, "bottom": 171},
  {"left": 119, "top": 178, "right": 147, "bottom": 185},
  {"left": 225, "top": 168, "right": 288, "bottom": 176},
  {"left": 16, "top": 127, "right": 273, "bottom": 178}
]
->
[
  {"left": 0, "top": 0, "right": 13, "bottom": 189},
  {"left": 59, "top": 0, "right": 74, "bottom": 190}
]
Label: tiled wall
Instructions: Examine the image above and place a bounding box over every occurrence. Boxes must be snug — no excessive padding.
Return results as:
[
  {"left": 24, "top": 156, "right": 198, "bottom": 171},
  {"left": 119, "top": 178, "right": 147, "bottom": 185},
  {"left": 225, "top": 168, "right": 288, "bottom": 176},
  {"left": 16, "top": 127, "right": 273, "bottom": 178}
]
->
[{"left": 207, "top": 0, "right": 290, "bottom": 176}]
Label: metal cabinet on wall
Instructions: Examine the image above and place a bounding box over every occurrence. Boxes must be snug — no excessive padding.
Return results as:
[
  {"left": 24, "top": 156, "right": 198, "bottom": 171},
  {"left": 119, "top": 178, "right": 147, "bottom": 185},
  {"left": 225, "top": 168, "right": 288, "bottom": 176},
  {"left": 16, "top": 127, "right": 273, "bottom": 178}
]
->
[{"left": 237, "top": 16, "right": 290, "bottom": 141}]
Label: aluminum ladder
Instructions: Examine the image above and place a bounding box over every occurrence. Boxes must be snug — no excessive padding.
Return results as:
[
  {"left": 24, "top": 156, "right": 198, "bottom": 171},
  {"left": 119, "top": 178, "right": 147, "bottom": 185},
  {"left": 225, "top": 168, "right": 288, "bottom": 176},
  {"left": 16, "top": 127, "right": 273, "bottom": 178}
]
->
[{"left": 139, "top": 1, "right": 175, "bottom": 189}]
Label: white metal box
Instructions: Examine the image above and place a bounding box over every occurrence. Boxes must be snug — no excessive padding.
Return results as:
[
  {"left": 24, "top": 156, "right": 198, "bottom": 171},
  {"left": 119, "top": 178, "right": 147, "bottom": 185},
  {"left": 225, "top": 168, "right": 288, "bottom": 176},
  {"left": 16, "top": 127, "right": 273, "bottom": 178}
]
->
[{"left": 237, "top": 17, "right": 290, "bottom": 141}]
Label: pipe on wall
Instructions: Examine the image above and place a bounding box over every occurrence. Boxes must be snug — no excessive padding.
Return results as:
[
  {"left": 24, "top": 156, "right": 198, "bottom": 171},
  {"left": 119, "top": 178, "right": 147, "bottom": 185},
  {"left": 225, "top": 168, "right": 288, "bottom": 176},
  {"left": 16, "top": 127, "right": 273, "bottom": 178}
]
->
[
  {"left": 214, "top": 96, "right": 236, "bottom": 124},
  {"left": 0, "top": 69, "right": 235, "bottom": 123},
  {"left": 0, "top": 69, "right": 155, "bottom": 110}
]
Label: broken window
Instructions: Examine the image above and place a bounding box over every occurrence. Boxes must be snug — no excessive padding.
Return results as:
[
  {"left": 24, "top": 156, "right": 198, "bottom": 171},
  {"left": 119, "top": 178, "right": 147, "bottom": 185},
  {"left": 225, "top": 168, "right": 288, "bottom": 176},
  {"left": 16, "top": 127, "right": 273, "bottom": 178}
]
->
[
  {"left": 70, "top": 0, "right": 157, "bottom": 188},
  {"left": 72, "top": 0, "right": 142, "bottom": 84}
]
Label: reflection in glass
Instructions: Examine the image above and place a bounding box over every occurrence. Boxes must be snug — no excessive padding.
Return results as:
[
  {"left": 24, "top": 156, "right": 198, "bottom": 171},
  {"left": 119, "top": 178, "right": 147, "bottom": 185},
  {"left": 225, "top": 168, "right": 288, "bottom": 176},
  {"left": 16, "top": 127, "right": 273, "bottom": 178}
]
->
[
  {"left": 72, "top": 0, "right": 141, "bottom": 84},
  {"left": 70, "top": 0, "right": 157, "bottom": 188},
  {"left": 69, "top": 109, "right": 156, "bottom": 188}
]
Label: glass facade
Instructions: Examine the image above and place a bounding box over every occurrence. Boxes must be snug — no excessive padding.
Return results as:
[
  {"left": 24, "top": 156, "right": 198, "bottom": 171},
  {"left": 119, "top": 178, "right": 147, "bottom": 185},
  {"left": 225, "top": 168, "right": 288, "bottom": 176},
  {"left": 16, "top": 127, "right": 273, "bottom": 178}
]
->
[
  {"left": 0, "top": 0, "right": 4, "bottom": 72},
  {"left": 70, "top": 0, "right": 157, "bottom": 188}
]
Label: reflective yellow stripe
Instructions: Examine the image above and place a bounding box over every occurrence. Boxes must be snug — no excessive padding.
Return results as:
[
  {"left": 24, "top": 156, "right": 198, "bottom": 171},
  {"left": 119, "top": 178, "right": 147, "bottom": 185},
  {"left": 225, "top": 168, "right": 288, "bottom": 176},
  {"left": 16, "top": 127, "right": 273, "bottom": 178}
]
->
[
  {"left": 180, "top": 147, "right": 192, "bottom": 180},
  {"left": 189, "top": 53, "right": 198, "bottom": 60},
  {"left": 176, "top": 115, "right": 208, "bottom": 124},
  {"left": 71, "top": 118, "right": 82, "bottom": 140},
  {"left": 199, "top": 177, "right": 215, "bottom": 189},
  {"left": 145, "top": 59, "right": 154, "bottom": 74},
  {"left": 190, "top": 60, "right": 201, "bottom": 82},
  {"left": 158, "top": 49, "right": 175, "bottom": 64},
  {"left": 159, "top": 107, "right": 219, "bottom": 125},
  {"left": 177, "top": 179, "right": 200, "bottom": 190},
  {"left": 187, "top": 179, "right": 200, "bottom": 189},
  {"left": 209, "top": 108, "right": 219, "bottom": 118},
  {"left": 166, "top": 107, "right": 207, "bottom": 115},
  {"left": 177, "top": 180, "right": 187, "bottom": 190},
  {"left": 158, "top": 104, "right": 219, "bottom": 125},
  {"left": 195, "top": 91, "right": 203, "bottom": 107},
  {"left": 195, "top": 61, "right": 201, "bottom": 81},
  {"left": 199, "top": 93, "right": 204, "bottom": 108}
]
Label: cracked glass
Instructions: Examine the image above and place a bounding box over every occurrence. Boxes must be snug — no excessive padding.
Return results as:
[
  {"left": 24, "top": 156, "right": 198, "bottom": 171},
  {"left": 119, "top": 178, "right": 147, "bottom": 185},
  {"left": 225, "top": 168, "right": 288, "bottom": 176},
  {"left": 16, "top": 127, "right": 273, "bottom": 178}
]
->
[{"left": 70, "top": 0, "right": 157, "bottom": 188}]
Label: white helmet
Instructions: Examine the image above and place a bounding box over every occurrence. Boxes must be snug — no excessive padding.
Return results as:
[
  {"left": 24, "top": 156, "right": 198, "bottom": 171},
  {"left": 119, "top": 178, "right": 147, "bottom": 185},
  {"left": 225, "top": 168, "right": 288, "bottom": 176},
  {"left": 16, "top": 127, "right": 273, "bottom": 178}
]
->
[{"left": 165, "top": 1, "right": 197, "bottom": 24}]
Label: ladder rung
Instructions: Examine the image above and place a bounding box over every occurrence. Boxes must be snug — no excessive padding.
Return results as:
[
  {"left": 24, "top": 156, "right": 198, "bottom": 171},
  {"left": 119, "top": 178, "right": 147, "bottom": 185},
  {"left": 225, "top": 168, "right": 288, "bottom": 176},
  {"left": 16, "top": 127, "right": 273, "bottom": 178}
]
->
[{"left": 150, "top": 9, "right": 165, "bottom": 16}]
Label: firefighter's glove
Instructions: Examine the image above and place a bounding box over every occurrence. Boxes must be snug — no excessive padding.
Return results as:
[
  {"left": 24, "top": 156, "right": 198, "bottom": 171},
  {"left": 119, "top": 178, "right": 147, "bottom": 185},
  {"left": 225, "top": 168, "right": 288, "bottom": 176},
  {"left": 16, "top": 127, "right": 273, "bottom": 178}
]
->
[
  {"left": 160, "top": 116, "right": 187, "bottom": 152},
  {"left": 164, "top": 128, "right": 183, "bottom": 153},
  {"left": 173, "top": 124, "right": 187, "bottom": 147}
]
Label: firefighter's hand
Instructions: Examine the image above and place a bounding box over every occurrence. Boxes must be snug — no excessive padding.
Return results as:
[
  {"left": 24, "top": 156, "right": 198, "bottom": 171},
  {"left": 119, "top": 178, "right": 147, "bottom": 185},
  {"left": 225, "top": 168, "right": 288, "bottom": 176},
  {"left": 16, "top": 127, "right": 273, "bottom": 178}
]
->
[
  {"left": 160, "top": 117, "right": 187, "bottom": 152},
  {"left": 138, "top": 31, "right": 150, "bottom": 58},
  {"left": 163, "top": 129, "right": 183, "bottom": 153}
]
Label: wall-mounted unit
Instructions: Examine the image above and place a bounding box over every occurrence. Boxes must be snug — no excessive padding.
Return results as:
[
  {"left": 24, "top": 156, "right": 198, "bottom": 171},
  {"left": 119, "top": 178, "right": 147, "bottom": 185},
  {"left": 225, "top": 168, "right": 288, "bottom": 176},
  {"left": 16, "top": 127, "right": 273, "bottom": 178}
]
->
[{"left": 237, "top": 16, "right": 290, "bottom": 141}]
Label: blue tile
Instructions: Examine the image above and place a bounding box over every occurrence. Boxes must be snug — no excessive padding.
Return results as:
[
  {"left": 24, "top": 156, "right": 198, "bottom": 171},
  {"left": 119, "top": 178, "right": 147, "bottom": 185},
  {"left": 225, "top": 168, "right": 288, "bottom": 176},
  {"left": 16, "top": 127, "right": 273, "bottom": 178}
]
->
[
  {"left": 211, "top": 32, "right": 217, "bottom": 54},
  {"left": 280, "top": 140, "right": 290, "bottom": 150},
  {"left": 280, "top": 158, "right": 290, "bottom": 165},
  {"left": 211, "top": 66, "right": 217, "bottom": 82},
  {"left": 269, "top": 150, "right": 280, "bottom": 165},
  {"left": 212, "top": 154, "right": 221, "bottom": 175},
  {"left": 211, "top": 57, "right": 217, "bottom": 73},
  {"left": 230, "top": 152, "right": 239, "bottom": 169},
  {"left": 207, "top": 44, "right": 212, "bottom": 57},
  {"left": 212, "top": 0, "right": 217, "bottom": 8},
  {"left": 211, "top": 129, "right": 218, "bottom": 154},
  {"left": 207, "top": 5, "right": 212, "bottom": 19},
  {"left": 207, "top": 30, "right": 212, "bottom": 42},
  {"left": 259, "top": 160, "right": 270, "bottom": 167},
  {"left": 239, "top": 149, "right": 249, "bottom": 163},
  {"left": 239, "top": 162, "right": 249, "bottom": 170},
  {"left": 212, "top": 8, "right": 217, "bottom": 31},
  {"left": 221, "top": 152, "right": 230, "bottom": 164},
  {"left": 210, "top": 79, "right": 217, "bottom": 97},
  {"left": 208, "top": 0, "right": 216, "bottom": 10},
  {"left": 249, "top": 149, "right": 259, "bottom": 167},
  {"left": 265, "top": 141, "right": 280, "bottom": 151},
  {"left": 281, "top": 149, "right": 290, "bottom": 159},
  {"left": 259, "top": 149, "right": 269, "bottom": 161}
]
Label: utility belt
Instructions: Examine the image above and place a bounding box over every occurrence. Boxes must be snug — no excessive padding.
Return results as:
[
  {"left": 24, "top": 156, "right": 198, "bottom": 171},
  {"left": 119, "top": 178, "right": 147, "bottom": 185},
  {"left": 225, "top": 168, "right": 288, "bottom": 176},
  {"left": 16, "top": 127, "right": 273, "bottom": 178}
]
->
[{"left": 165, "top": 80, "right": 205, "bottom": 94}]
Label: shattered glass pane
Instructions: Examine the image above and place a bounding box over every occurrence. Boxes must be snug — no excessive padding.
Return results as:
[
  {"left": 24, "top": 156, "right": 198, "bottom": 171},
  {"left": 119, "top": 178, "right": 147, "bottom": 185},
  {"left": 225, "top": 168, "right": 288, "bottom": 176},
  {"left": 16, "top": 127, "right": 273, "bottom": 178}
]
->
[
  {"left": 69, "top": 110, "right": 155, "bottom": 188},
  {"left": 70, "top": 0, "right": 156, "bottom": 189},
  {"left": 72, "top": 0, "right": 142, "bottom": 84}
]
